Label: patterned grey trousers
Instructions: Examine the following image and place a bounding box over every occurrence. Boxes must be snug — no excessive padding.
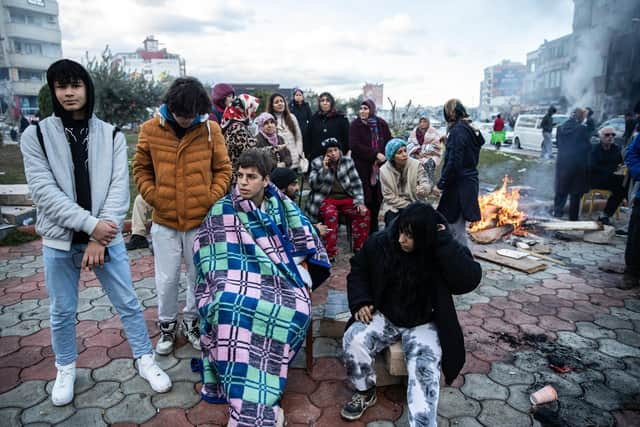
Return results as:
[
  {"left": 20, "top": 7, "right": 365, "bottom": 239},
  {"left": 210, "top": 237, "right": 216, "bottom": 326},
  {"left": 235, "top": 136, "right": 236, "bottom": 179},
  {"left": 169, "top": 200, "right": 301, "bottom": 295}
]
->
[{"left": 343, "top": 312, "right": 442, "bottom": 427}]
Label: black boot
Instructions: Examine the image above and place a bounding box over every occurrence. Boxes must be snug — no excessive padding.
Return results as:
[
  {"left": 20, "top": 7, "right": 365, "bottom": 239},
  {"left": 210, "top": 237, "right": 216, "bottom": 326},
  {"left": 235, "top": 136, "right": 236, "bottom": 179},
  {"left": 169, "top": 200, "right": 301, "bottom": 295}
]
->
[{"left": 126, "top": 234, "right": 149, "bottom": 250}]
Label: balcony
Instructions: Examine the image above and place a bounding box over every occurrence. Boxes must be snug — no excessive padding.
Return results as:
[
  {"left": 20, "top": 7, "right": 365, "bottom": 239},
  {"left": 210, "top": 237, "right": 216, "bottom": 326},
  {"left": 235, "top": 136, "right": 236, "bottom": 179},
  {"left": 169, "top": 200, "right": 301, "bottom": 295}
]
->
[
  {"left": 4, "top": 23, "right": 61, "bottom": 44},
  {"left": 7, "top": 53, "right": 56, "bottom": 70},
  {"left": 10, "top": 80, "right": 44, "bottom": 96},
  {"left": 2, "top": 0, "right": 58, "bottom": 15}
]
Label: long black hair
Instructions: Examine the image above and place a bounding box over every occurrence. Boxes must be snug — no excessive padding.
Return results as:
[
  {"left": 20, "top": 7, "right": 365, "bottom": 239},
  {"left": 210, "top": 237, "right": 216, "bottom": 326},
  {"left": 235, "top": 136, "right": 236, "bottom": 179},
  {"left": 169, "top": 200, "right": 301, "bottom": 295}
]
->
[{"left": 381, "top": 202, "right": 441, "bottom": 307}]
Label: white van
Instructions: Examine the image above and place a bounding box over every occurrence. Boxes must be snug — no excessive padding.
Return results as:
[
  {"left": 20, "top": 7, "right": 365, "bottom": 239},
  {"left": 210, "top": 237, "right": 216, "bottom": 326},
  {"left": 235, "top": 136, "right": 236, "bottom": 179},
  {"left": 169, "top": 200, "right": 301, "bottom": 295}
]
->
[{"left": 513, "top": 114, "right": 569, "bottom": 151}]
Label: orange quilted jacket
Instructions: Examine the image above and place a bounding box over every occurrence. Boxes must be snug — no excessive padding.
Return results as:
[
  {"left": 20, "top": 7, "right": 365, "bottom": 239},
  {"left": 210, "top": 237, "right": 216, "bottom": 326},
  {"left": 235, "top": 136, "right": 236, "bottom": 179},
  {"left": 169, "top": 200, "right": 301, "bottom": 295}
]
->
[{"left": 134, "top": 116, "right": 231, "bottom": 231}]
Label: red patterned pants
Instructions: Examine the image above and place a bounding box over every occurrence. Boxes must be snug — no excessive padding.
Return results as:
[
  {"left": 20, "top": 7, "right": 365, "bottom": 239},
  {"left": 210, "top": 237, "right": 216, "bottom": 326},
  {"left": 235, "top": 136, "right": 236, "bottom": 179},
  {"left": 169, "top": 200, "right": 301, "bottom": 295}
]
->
[{"left": 319, "top": 198, "right": 370, "bottom": 258}]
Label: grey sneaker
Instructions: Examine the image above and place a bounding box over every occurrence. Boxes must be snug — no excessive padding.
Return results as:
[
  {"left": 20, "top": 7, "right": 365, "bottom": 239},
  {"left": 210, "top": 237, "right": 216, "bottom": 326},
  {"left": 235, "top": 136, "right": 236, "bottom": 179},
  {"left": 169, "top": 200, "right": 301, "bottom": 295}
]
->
[
  {"left": 340, "top": 388, "right": 377, "bottom": 421},
  {"left": 181, "top": 319, "right": 201, "bottom": 351},
  {"left": 156, "top": 321, "right": 177, "bottom": 355}
]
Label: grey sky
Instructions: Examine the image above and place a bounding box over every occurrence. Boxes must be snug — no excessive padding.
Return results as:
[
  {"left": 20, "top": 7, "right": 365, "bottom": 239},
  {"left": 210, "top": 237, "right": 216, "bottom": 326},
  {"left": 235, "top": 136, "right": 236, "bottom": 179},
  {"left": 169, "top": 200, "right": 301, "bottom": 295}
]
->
[{"left": 60, "top": 0, "right": 574, "bottom": 107}]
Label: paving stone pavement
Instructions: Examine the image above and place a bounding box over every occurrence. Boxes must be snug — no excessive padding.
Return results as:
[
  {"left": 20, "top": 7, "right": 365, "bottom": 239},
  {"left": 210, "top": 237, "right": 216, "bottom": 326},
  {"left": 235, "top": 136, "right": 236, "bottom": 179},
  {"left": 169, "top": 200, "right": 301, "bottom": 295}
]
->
[{"left": 1, "top": 227, "right": 640, "bottom": 426}]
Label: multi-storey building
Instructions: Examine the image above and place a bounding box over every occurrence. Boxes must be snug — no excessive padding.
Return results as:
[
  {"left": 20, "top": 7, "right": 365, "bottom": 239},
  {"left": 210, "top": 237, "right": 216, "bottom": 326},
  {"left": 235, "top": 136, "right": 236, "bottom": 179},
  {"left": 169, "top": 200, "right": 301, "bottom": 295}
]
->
[
  {"left": 0, "top": 0, "right": 62, "bottom": 116},
  {"left": 478, "top": 60, "right": 527, "bottom": 119},
  {"left": 522, "top": 34, "right": 573, "bottom": 112},
  {"left": 113, "top": 36, "right": 185, "bottom": 82}
]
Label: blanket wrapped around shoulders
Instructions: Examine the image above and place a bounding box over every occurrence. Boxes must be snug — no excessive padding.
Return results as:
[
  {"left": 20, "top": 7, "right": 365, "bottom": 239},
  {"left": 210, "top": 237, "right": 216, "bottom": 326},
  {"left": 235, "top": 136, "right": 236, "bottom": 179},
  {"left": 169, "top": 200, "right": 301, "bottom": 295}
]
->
[{"left": 193, "top": 183, "right": 330, "bottom": 426}]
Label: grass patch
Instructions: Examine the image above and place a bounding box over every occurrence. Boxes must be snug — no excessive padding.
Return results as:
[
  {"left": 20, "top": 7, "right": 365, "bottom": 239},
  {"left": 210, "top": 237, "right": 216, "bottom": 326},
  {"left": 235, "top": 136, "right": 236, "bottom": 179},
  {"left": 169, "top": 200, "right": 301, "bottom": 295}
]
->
[
  {"left": 0, "top": 144, "right": 27, "bottom": 185},
  {"left": 0, "top": 229, "right": 40, "bottom": 246},
  {"left": 478, "top": 149, "right": 555, "bottom": 199}
]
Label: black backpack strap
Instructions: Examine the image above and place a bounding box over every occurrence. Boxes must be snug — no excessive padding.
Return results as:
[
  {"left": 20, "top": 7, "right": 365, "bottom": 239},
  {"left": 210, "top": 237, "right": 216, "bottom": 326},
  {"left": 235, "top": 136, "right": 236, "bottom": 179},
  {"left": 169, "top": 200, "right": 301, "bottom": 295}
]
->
[{"left": 35, "top": 123, "right": 47, "bottom": 160}]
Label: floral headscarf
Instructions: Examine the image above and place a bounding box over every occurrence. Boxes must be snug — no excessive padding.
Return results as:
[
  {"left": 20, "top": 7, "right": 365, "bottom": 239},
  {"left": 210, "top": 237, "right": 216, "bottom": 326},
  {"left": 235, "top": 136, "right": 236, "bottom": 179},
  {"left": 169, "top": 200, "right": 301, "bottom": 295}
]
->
[
  {"left": 255, "top": 112, "right": 279, "bottom": 146},
  {"left": 221, "top": 94, "right": 260, "bottom": 130}
]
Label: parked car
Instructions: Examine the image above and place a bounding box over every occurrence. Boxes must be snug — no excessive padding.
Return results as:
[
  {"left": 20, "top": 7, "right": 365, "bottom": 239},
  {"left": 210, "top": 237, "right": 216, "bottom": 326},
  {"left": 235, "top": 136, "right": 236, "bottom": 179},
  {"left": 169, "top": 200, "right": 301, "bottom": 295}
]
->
[
  {"left": 513, "top": 114, "right": 569, "bottom": 151},
  {"left": 505, "top": 124, "right": 514, "bottom": 145}
]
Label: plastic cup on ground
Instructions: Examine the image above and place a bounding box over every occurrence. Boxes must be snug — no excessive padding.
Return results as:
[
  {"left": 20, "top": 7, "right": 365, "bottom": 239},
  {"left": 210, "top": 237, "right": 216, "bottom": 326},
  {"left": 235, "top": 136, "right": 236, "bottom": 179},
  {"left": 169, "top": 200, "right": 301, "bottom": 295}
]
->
[{"left": 530, "top": 385, "right": 558, "bottom": 405}]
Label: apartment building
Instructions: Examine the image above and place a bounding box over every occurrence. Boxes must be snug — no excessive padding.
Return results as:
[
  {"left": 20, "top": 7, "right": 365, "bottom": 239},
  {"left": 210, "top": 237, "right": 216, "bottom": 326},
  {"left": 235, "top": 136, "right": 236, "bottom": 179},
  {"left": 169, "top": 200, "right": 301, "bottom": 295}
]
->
[{"left": 0, "top": 0, "right": 62, "bottom": 116}]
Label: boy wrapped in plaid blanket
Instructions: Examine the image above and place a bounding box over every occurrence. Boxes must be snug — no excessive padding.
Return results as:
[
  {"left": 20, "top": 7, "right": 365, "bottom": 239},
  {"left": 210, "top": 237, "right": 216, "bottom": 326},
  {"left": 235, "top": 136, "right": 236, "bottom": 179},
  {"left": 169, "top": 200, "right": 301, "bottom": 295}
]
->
[{"left": 193, "top": 149, "right": 330, "bottom": 426}]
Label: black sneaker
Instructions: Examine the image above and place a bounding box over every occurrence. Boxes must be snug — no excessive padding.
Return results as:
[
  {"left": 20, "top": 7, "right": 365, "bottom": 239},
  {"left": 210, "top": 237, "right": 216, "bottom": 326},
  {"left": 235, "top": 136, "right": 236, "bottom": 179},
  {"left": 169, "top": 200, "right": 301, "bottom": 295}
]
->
[
  {"left": 340, "top": 388, "right": 377, "bottom": 421},
  {"left": 616, "top": 229, "right": 628, "bottom": 236},
  {"left": 126, "top": 234, "right": 149, "bottom": 250}
]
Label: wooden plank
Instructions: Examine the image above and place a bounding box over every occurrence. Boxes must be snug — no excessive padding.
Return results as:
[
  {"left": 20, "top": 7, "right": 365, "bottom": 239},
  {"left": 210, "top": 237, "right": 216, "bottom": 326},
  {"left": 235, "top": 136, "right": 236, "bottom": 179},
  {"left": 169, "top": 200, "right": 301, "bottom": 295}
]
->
[
  {"left": 540, "top": 221, "right": 602, "bottom": 231},
  {"left": 384, "top": 342, "right": 408, "bottom": 376},
  {"left": 473, "top": 248, "right": 547, "bottom": 274},
  {"left": 469, "top": 224, "right": 514, "bottom": 244}
]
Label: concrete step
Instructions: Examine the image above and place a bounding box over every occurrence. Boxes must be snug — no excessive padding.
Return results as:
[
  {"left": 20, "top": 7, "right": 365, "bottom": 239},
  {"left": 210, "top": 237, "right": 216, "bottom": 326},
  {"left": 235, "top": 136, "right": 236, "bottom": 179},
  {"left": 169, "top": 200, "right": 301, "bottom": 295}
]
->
[
  {"left": 1, "top": 205, "right": 36, "bottom": 225},
  {"left": 0, "top": 184, "right": 33, "bottom": 206}
]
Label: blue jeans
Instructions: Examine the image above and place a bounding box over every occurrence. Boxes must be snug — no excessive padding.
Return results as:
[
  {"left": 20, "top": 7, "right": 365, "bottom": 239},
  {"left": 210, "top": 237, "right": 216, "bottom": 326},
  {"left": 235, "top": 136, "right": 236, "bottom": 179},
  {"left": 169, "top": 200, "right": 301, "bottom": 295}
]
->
[{"left": 43, "top": 241, "right": 152, "bottom": 365}]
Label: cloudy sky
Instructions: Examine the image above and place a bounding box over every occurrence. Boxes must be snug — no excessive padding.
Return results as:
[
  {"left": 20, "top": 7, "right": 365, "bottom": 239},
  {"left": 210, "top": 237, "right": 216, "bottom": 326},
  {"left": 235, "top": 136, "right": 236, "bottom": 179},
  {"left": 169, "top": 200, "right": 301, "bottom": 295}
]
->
[{"left": 59, "top": 0, "right": 574, "bottom": 108}]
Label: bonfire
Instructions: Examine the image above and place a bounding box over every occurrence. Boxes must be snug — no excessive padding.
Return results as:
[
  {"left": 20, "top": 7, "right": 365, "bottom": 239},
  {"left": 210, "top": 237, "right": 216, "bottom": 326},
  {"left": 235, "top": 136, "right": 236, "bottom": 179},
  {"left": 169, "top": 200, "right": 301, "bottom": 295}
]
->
[{"left": 468, "top": 175, "right": 526, "bottom": 234}]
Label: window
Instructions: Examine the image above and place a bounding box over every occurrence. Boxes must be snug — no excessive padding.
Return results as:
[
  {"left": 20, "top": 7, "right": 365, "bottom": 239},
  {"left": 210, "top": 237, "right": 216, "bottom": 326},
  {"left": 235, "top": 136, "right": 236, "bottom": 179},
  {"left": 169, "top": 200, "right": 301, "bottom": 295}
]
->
[
  {"left": 13, "top": 40, "right": 42, "bottom": 55},
  {"left": 18, "top": 69, "right": 44, "bottom": 81}
]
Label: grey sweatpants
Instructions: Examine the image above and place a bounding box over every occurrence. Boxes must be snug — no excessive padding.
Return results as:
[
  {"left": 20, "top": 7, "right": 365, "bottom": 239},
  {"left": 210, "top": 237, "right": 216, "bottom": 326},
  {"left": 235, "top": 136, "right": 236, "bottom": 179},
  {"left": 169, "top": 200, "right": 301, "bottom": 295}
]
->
[
  {"left": 343, "top": 312, "right": 442, "bottom": 427},
  {"left": 150, "top": 223, "right": 198, "bottom": 323}
]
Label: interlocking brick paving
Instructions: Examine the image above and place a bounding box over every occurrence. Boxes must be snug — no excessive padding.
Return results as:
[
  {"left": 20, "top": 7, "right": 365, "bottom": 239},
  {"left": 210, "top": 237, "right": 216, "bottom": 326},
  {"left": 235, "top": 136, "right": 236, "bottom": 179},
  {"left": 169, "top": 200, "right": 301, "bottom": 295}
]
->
[{"left": 1, "top": 226, "right": 639, "bottom": 426}]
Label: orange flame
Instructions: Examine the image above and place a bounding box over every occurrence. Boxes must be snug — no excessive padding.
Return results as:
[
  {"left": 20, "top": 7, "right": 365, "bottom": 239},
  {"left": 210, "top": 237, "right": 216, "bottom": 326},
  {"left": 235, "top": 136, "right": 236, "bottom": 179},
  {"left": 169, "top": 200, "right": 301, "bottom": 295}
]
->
[{"left": 468, "top": 175, "right": 526, "bottom": 233}]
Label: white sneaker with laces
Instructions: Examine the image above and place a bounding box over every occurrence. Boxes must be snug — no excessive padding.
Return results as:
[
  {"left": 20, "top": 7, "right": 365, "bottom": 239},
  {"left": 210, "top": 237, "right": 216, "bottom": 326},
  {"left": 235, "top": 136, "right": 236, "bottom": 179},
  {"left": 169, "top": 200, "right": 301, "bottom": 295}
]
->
[
  {"left": 137, "top": 353, "right": 172, "bottom": 393},
  {"left": 51, "top": 361, "right": 76, "bottom": 406}
]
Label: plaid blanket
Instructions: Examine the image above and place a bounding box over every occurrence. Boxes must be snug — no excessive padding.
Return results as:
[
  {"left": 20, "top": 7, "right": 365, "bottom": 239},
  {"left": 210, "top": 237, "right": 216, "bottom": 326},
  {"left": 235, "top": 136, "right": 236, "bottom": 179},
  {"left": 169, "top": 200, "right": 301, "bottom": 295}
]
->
[{"left": 193, "top": 183, "right": 330, "bottom": 426}]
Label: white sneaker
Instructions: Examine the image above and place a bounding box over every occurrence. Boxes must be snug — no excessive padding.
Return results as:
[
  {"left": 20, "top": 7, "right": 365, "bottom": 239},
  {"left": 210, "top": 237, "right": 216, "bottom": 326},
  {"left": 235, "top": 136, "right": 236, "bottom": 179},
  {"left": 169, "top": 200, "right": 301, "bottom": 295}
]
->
[
  {"left": 181, "top": 319, "right": 201, "bottom": 351},
  {"left": 137, "top": 353, "right": 172, "bottom": 393},
  {"left": 51, "top": 361, "right": 76, "bottom": 406}
]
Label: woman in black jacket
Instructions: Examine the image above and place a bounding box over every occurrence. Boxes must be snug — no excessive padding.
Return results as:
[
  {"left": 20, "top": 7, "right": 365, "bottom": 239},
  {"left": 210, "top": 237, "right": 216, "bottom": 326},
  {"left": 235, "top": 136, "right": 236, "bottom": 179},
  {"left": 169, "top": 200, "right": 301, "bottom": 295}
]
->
[
  {"left": 340, "top": 202, "right": 482, "bottom": 426},
  {"left": 435, "top": 99, "right": 484, "bottom": 247},
  {"left": 308, "top": 92, "right": 349, "bottom": 161},
  {"left": 289, "top": 87, "right": 313, "bottom": 155}
]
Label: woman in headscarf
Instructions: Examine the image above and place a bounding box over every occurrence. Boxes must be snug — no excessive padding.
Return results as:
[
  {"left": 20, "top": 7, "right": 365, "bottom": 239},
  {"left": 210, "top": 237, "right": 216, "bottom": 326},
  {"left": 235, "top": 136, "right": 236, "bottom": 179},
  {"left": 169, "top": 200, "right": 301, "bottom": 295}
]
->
[
  {"left": 289, "top": 87, "right": 313, "bottom": 157},
  {"left": 254, "top": 112, "right": 292, "bottom": 168},
  {"left": 267, "top": 93, "right": 306, "bottom": 172},
  {"left": 434, "top": 99, "right": 484, "bottom": 247},
  {"left": 221, "top": 94, "right": 260, "bottom": 183},
  {"left": 308, "top": 92, "right": 350, "bottom": 161},
  {"left": 380, "top": 138, "right": 431, "bottom": 226},
  {"left": 210, "top": 83, "right": 235, "bottom": 123},
  {"left": 349, "top": 99, "right": 392, "bottom": 233},
  {"left": 408, "top": 117, "right": 443, "bottom": 183}
]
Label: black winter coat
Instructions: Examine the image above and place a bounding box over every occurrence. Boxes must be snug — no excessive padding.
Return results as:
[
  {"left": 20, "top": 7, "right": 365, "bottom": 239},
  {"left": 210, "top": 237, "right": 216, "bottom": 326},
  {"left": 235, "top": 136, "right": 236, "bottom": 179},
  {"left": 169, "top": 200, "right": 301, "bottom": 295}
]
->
[
  {"left": 308, "top": 112, "right": 350, "bottom": 160},
  {"left": 555, "top": 118, "right": 591, "bottom": 194},
  {"left": 589, "top": 143, "right": 623, "bottom": 187},
  {"left": 346, "top": 225, "right": 482, "bottom": 385},
  {"left": 349, "top": 117, "right": 392, "bottom": 206},
  {"left": 437, "top": 121, "right": 484, "bottom": 223},
  {"left": 290, "top": 101, "right": 313, "bottom": 152}
]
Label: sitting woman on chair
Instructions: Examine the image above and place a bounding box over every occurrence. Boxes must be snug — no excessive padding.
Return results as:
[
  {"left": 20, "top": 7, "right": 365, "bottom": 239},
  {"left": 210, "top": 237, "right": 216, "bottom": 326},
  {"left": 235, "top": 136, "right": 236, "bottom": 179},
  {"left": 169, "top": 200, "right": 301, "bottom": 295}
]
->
[{"left": 341, "top": 202, "right": 482, "bottom": 426}]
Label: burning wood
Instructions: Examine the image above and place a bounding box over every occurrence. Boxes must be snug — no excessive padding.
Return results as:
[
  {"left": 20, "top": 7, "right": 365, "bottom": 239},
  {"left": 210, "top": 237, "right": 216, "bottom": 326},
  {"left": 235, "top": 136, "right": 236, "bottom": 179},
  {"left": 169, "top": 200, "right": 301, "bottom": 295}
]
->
[{"left": 468, "top": 176, "right": 527, "bottom": 242}]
